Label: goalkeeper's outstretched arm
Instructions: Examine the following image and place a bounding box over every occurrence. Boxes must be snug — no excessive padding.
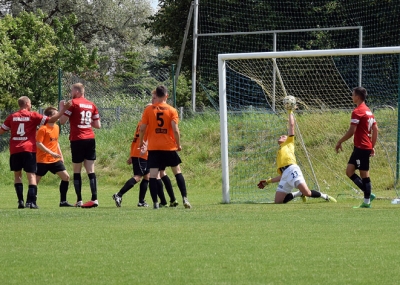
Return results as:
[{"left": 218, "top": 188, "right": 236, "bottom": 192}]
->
[
  {"left": 288, "top": 110, "right": 295, "bottom": 136},
  {"left": 257, "top": 175, "right": 282, "bottom": 189}
]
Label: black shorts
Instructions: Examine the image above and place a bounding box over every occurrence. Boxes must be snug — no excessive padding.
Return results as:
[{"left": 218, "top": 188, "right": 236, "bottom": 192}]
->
[
  {"left": 348, "top": 146, "right": 372, "bottom": 171},
  {"left": 147, "top": 150, "right": 182, "bottom": 170},
  {"left": 36, "top": 161, "right": 66, "bottom": 176},
  {"left": 70, "top": 139, "right": 96, "bottom": 163},
  {"left": 131, "top": 157, "right": 149, "bottom": 176},
  {"left": 10, "top": 152, "right": 37, "bottom": 173}
]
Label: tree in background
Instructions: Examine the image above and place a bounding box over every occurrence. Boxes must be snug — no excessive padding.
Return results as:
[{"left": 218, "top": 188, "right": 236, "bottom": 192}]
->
[
  {"left": 0, "top": 0, "right": 155, "bottom": 76},
  {"left": 146, "top": 0, "right": 400, "bottom": 109},
  {"left": 145, "top": 0, "right": 193, "bottom": 73},
  {"left": 0, "top": 10, "right": 98, "bottom": 109}
]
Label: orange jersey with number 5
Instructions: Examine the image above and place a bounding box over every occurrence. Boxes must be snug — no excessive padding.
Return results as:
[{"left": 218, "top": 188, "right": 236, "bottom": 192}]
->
[{"left": 141, "top": 103, "right": 178, "bottom": 151}]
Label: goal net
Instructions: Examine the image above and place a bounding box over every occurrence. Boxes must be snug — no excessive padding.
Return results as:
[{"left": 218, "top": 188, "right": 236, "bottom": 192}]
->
[{"left": 218, "top": 47, "right": 400, "bottom": 203}]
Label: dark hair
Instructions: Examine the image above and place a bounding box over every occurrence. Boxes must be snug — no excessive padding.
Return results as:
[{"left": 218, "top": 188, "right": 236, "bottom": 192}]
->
[
  {"left": 353, "top": 87, "right": 367, "bottom": 101},
  {"left": 155, "top": 85, "right": 168, "bottom": 98},
  {"left": 44, "top": 106, "right": 57, "bottom": 117}
]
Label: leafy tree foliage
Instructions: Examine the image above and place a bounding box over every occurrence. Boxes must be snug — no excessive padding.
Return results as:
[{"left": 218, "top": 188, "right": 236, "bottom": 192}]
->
[
  {"left": 145, "top": 0, "right": 400, "bottom": 109},
  {"left": 0, "top": 0, "right": 155, "bottom": 75},
  {"left": 146, "top": 0, "right": 400, "bottom": 75},
  {"left": 145, "top": 0, "right": 193, "bottom": 72},
  {"left": 0, "top": 10, "right": 98, "bottom": 109}
]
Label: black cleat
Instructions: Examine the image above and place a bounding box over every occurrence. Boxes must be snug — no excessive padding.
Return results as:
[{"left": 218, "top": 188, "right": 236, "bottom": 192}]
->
[
  {"left": 59, "top": 201, "right": 74, "bottom": 207},
  {"left": 29, "top": 203, "right": 39, "bottom": 209},
  {"left": 18, "top": 200, "right": 25, "bottom": 209}
]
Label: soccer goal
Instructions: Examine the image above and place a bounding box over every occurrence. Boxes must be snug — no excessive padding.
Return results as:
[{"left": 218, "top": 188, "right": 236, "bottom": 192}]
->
[{"left": 218, "top": 47, "right": 400, "bottom": 203}]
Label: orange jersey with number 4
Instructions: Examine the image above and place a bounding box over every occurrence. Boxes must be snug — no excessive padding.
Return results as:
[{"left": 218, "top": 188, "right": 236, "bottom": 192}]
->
[
  {"left": 36, "top": 124, "right": 61, "bottom": 163},
  {"left": 141, "top": 103, "right": 179, "bottom": 151}
]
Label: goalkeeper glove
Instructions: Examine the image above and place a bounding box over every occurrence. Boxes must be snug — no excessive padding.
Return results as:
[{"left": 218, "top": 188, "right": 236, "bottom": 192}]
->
[{"left": 257, "top": 178, "right": 272, "bottom": 189}]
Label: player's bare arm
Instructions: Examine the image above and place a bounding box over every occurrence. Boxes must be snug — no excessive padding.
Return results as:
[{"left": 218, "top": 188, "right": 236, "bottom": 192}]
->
[
  {"left": 57, "top": 143, "right": 64, "bottom": 162},
  {"left": 49, "top": 100, "right": 71, "bottom": 124},
  {"left": 140, "top": 141, "right": 148, "bottom": 155},
  {"left": 288, "top": 110, "right": 295, "bottom": 136},
  {"left": 91, "top": 119, "right": 101, "bottom": 129},
  {"left": 36, "top": 142, "right": 61, "bottom": 158},
  {"left": 335, "top": 124, "right": 357, "bottom": 153},
  {"left": 58, "top": 100, "right": 72, "bottom": 125},
  {"left": 171, "top": 121, "right": 181, "bottom": 151},
  {"left": 138, "top": 124, "right": 147, "bottom": 148},
  {"left": 257, "top": 175, "right": 282, "bottom": 189},
  {"left": 370, "top": 123, "right": 378, "bottom": 156}
]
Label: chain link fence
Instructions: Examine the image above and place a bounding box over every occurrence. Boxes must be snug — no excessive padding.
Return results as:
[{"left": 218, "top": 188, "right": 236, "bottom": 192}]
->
[
  {"left": 61, "top": 68, "right": 172, "bottom": 129},
  {"left": 0, "top": 67, "right": 173, "bottom": 150}
]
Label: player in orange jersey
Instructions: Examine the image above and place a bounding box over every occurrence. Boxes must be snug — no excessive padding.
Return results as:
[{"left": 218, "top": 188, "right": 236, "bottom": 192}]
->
[
  {"left": 139, "top": 85, "right": 191, "bottom": 209},
  {"left": 112, "top": 114, "right": 151, "bottom": 208},
  {"left": 36, "top": 107, "right": 73, "bottom": 207}
]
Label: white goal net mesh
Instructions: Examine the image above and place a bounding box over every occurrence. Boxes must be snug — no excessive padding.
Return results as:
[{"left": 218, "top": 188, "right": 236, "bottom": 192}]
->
[{"left": 223, "top": 53, "right": 399, "bottom": 203}]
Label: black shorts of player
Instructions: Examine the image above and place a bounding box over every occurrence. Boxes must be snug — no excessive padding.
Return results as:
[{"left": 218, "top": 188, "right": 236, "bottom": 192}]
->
[
  {"left": 348, "top": 146, "right": 372, "bottom": 171},
  {"left": 132, "top": 157, "right": 150, "bottom": 176},
  {"left": 36, "top": 161, "right": 66, "bottom": 177},
  {"left": 147, "top": 150, "right": 182, "bottom": 170},
  {"left": 70, "top": 139, "right": 96, "bottom": 163},
  {"left": 10, "top": 152, "right": 37, "bottom": 173}
]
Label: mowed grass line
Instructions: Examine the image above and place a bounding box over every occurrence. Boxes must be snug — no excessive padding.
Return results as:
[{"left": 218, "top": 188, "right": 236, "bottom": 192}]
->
[{"left": 1, "top": 186, "right": 400, "bottom": 284}]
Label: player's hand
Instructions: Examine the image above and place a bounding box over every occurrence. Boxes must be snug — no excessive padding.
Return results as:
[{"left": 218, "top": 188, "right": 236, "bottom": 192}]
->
[
  {"left": 61, "top": 100, "right": 72, "bottom": 110},
  {"left": 257, "top": 180, "right": 267, "bottom": 189},
  {"left": 177, "top": 145, "right": 182, "bottom": 151},
  {"left": 370, "top": 148, "right": 376, "bottom": 157},
  {"left": 51, "top": 152, "right": 61, "bottom": 158},
  {"left": 139, "top": 141, "right": 148, "bottom": 155},
  {"left": 126, "top": 157, "right": 132, "bottom": 165},
  {"left": 58, "top": 100, "right": 65, "bottom": 111},
  {"left": 257, "top": 178, "right": 272, "bottom": 189},
  {"left": 335, "top": 142, "right": 342, "bottom": 153},
  {"left": 287, "top": 105, "right": 297, "bottom": 113}
]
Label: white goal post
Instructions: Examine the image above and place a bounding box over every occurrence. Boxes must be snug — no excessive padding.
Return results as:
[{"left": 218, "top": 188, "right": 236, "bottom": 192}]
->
[{"left": 218, "top": 46, "right": 400, "bottom": 203}]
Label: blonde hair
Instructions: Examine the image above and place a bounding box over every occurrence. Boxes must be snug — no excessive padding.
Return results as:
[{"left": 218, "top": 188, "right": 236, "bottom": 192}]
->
[
  {"left": 18, "top": 96, "right": 30, "bottom": 108},
  {"left": 72, "top": 83, "right": 85, "bottom": 95}
]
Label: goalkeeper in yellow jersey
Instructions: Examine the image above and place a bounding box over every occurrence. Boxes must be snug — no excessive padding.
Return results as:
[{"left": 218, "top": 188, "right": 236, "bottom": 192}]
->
[{"left": 257, "top": 109, "right": 337, "bottom": 204}]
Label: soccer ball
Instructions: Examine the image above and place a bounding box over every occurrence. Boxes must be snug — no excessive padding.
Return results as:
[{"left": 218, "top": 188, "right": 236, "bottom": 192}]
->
[{"left": 283, "top": 95, "right": 296, "bottom": 110}]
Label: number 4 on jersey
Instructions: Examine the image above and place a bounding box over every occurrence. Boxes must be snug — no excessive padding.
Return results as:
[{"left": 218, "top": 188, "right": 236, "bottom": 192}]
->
[{"left": 17, "top": 123, "right": 25, "bottom": 136}]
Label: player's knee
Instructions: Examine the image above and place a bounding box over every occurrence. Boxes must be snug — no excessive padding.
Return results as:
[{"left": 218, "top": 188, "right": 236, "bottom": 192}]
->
[
  {"left": 345, "top": 170, "right": 353, "bottom": 178},
  {"left": 60, "top": 171, "right": 70, "bottom": 181}
]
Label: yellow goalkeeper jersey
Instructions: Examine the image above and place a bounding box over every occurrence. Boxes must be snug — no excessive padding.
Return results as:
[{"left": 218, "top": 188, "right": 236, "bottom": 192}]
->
[{"left": 276, "top": 135, "right": 297, "bottom": 174}]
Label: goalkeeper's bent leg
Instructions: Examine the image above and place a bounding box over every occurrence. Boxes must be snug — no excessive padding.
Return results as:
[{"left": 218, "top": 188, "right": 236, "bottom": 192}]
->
[
  {"left": 283, "top": 191, "right": 302, "bottom": 203},
  {"left": 283, "top": 193, "right": 294, "bottom": 203}
]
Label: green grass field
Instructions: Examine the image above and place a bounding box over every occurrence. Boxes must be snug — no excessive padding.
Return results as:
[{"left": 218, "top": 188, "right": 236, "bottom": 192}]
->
[
  {"left": 1, "top": 189, "right": 400, "bottom": 284},
  {"left": 1, "top": 112, "right": 400, "bottom": 284}
]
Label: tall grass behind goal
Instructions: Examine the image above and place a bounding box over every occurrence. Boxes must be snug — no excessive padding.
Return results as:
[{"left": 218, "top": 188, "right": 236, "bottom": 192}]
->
[{"left": 218, "top": 47, "right": 400, "bottom": 203}]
